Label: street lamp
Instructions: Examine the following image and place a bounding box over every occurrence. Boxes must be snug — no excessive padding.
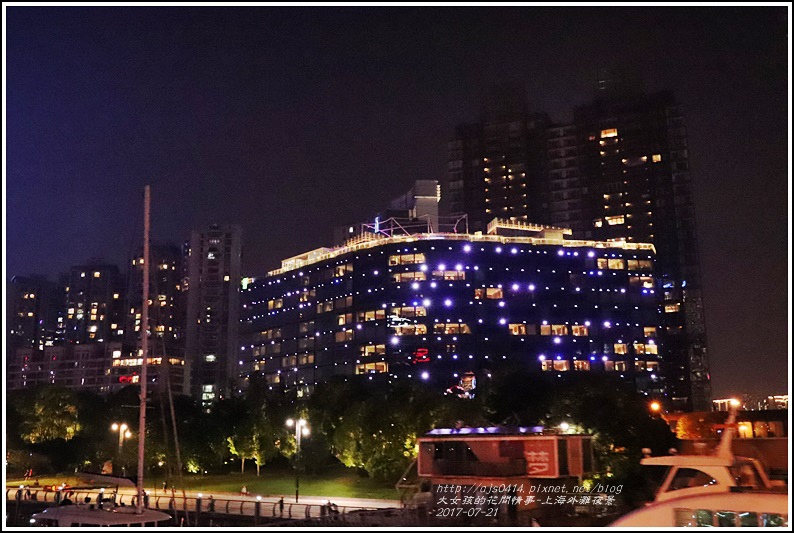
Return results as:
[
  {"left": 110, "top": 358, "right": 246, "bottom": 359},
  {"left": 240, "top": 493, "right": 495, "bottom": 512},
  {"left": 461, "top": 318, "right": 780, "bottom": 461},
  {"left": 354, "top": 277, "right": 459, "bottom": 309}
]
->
[
  {"left": 111, "top": 423, "right": 132, "bottom": 476},
  {"left": 286, "top": 418, "right": 309, "bottom": 503}
]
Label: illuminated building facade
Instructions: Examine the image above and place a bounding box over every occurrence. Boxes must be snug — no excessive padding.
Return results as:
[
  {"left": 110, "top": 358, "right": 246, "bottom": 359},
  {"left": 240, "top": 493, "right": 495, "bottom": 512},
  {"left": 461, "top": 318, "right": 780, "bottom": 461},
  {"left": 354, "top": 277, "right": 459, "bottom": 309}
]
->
[
  {"left": 127, "top": 244, "right": 187, "bottom": 350},
  {"left": 7, "top": 342, "right": 185, "bottom": 395},
  {"left": 447, "top": 84, "right": 549, "bottom": 233},
  {"left": 6, "top": 276, "right": 63, "bottom": 358},
  {"left": 240, "top": 220, "right": 664, "bottom": 398},
  {"left": 63, "top": 264, "right": 126, "bottom": 344},
  {"left": 447, "top": 79, "right": 710, "bottom": 411},
  {"left": 185, "top": 224, "right": 242, "bottom": 404}
]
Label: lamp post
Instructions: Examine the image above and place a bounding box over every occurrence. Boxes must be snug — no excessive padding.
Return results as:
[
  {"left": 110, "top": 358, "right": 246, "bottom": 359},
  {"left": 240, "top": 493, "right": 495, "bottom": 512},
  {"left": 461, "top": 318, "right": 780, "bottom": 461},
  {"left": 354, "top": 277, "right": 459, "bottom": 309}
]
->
[
  {"left": 286, "top": 418, "right": 309, "bottom": 503},
  {"left": 111, "top": 423, "right": 132, "bottom": 476}
]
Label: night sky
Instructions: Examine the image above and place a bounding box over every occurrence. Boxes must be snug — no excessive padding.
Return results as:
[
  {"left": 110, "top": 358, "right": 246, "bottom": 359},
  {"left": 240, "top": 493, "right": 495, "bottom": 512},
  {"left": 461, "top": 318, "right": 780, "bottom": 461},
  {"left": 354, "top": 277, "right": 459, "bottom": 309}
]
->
[{"left": 5, "top": 6, "right": 790, "bottom": 399}]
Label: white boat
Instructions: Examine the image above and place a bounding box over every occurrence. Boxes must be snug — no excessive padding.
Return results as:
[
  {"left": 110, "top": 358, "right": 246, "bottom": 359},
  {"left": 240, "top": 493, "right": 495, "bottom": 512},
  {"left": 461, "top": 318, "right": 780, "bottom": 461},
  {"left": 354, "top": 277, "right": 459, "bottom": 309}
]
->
[
  {"left": 609, "top": 402, "right": 789, "bottom": 526},
  {"left": 30, "top": 505, "right": 172, "bottom": 527},
  {"left": 644, "top": 403, "right": 785, "bottom": 502},
  {"left": 610, "top": 491, "right": 788, "bottom": 527}
]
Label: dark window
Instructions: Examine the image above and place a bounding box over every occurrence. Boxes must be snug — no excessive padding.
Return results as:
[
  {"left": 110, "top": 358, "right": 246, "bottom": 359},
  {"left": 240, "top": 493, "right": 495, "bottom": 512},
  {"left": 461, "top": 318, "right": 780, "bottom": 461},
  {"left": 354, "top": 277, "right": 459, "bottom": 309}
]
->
[
  {"left": 558, "top": 439, "right": 568, "bottom": 476},
  {"left": 667, "top": 468, "right": 717, "bottom": 491}
]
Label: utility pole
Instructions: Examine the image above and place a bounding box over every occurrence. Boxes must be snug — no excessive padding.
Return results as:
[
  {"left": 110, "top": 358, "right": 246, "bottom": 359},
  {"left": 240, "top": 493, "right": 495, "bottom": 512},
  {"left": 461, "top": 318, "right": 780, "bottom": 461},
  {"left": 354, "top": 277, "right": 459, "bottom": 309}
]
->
[{"left": 136, "top": 185, "right": 151, "bottom": 514}]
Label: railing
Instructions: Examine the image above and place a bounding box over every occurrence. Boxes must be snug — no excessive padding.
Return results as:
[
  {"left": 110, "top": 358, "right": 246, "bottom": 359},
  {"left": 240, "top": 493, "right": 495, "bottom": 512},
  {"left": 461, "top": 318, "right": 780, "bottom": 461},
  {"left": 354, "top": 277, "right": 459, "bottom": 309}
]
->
[
  {"left": 5, "top": 488, "right": 381, "bottom": 524},
  {"left": 268, "top": 230, "right": 655, "bottom": 275}
]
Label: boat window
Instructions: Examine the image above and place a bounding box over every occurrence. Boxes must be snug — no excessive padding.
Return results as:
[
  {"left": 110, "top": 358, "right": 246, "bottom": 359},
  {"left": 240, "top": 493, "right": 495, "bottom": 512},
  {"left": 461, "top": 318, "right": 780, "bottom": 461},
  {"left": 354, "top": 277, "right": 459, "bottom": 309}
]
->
[
  {"left": 761, "top": 513, "right": 787, "bottom": 527},
  {"left": 667, "top": 468, "right": 718, "bottom": 491},
  {"left": 674, "top": 508, "right": 713, "bottom": 527},
  {"left": 716, "top": 510, "right": 737, "bottom": 527},
  {"left": 739, "top": 512, "right": 758, "bottom": 527}
]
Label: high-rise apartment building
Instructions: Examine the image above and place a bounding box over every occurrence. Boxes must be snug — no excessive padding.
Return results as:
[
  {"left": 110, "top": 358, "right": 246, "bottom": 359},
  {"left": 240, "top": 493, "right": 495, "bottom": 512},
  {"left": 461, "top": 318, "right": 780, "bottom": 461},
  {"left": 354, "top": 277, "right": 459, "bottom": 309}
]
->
[
  {"left": 63, "top": 264, "right": 126, "bottom": 344},
  {"left": 447, "top": 84, "right": 550, "bottom": 233},
  {"left": 446, "top": 79, "right": 710, "bottom": 411},
  {"left": 185, "top": 224, "right": 242, "bottom": 405},
  {"left": 6, "top": 276, "right": 62, "bottom": 355},
  {"left": 126, "top": 244, "right": 187, "bottom": 350}
]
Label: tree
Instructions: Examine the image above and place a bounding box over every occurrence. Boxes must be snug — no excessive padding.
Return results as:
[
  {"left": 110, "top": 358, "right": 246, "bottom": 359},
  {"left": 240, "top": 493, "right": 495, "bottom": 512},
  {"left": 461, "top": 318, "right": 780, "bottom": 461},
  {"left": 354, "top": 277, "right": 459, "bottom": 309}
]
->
[
  {"left": 227, "top": 434, "right": 256, "bottom": 474},
  {"left": 676, "top": 412, "right": 725, "bottom": 440},
  {"left": 325, "top": 378, "right": 479, "bottom": 481},
  {"left": 20, "top": 386, "right": 82, "bottom": 444}
]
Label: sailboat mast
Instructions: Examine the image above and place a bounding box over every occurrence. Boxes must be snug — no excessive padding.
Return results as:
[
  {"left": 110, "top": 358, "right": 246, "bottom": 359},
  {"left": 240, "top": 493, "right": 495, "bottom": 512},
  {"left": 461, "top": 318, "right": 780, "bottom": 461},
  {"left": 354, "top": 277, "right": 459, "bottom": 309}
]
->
[{"left": 137, "top": 184, "right": 151, "bottom": 514}]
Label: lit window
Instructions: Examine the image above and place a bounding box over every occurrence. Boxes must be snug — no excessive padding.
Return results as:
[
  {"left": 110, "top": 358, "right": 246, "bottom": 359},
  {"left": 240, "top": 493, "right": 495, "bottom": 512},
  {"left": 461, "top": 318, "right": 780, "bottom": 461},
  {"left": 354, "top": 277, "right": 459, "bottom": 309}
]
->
[
  {"left": 614, "top": 343, "right": 628, "bottom": 354},
  {"left": 356, "top": 362, "right": 388, "bottom": 374},
  {"left": 551, "top": 324, "right": 568, "bottom": 335},
  {"left": 113, "top": 293, "right": 120, "bottom": 299},
  {"left": 665, "top": 303, "right": 681, "bottom": 313},
  {"left": 390, "top": 306, "right": 426, "bottom": 318},
  {"left": 600, "top": 128, "right": 618, "bottom": 138},
  {"left": 553, "top": 360, "right": 570, "bottom": 371},
  {"left": 224, "top": 275, "right": 230, "bottom": 282},
  {"left": 574, "top": 360, "right": 590, "bottom": 371},
  {"left": 392, "top": 272, "right": 426, "bottom": 283},
  {"left": 509, "top": 324, "right": 527, "bottom": 335},
  {"left": 605, "top": 215, "right": 625, "bottom": 225},
  {"left": 652, "top": 154, "right": 662, "bottom": 163},
  {"left": 389, "top": 254, "right": 426, "bottom": 266},
  {"left": 434, "top": 323, "right": 471, "bottom": 335},
  {"left": 393, "top": 324, "right": 428, "bottom": 336},
  {"left": 644, "top": 326, "right": 657, "bottom": 337},
  {"left": 360, "top": 344, "right": 386, "bottom": 356},
  {"left": 486, "top": 288, "right": 503, "bottom": 299},
  {"left": 205, "top": 355, "right": 216, "bottom": 362},
  {"left": 572, "top": 325, "right": 589, "bottom": 336},
  {"left": 607, "top": 258, "right": 625, "bottom": 270}
]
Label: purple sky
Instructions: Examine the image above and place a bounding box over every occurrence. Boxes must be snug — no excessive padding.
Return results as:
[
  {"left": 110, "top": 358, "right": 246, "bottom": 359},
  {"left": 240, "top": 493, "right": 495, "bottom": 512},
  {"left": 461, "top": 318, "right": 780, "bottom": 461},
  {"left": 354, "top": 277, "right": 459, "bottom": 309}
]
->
[{"left": 5, "top": 7, "right": 790, "bottom": 399}]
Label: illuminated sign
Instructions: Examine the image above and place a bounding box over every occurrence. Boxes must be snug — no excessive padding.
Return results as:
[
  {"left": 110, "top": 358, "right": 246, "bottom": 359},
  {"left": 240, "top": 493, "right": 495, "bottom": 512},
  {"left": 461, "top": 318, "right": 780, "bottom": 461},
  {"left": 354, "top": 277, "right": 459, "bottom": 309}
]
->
[
  {"left": 412, "top": 348, "right": 430, "bottom": 364},
  {"left": 524, "top": 438, "right": 558, "bottom": 477}
]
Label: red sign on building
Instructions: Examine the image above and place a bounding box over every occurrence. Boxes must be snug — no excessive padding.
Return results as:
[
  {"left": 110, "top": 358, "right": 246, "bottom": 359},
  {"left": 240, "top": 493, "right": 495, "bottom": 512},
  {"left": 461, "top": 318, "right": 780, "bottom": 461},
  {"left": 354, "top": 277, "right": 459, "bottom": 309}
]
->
[
  {"left": 412, "top": 348, "right": 430, "bottom": 364},
  {"left": 523, "top": 438, "right": 558, "bottom": 477}
]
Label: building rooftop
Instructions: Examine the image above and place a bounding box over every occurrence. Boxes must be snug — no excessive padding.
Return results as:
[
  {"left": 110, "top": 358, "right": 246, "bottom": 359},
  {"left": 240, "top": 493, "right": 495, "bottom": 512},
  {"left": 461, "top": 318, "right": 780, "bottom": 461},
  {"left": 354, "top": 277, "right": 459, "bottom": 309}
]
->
[
  {"left": 269, "top": 217, "right": 655, "bottom": 276},
  {"left": 424, "top": 426, "right": 545, "bottom": 437}
]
